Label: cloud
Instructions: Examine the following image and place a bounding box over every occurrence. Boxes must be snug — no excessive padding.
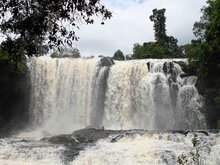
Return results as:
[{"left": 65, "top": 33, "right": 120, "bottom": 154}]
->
[
  {"left": 75, "top": 0, "right": 206, "bottom": 57},
  {"left": 0, "top": 0, "right": 206, "bottom": 57},
  {"left": 102, "top": 0, "right": 145, "bottom": 9}
]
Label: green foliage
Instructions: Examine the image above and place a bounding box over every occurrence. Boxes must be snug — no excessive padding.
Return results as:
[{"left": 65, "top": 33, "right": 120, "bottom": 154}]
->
[
  {"left": 0, "top": 47, "right": 9, "bottom": 61},
  {"left": 132, "top": 42, "right": 165, "bottom": 59},
  {"left": 51, "top": 47, "right": 81, "bottom": 58},
  {"left": 125, "top": 54, "right": 133, "bottom": 60},
  {"left": 50, "top": 52, "right": 59, "bottom": 58},
  {"left": 0, "top": 0, "right": 112, "bottom": 72},
  {"left": 132, "top": 41, "right": 183, "bottom": 59},
  {"left": 188, "top": 0, "right": 220, "bottom": 127},
  {"left": 113, "top": 50, "right": 125, "bottom": 60},
  {"left": 149, "top": 8, "right": 167, "bottom": 46},
  {"left": 149, "top": 8, "right": 183, "bottom": 58},
  {"left": 0, "top": 0, "right": 112, "bottom": 52},
  {"left": 0, "top": 38, "right": 27, "bottom": 73},
  {"left": 130, "top": 8, "right": 183, "bottom": 59},
  {"left": 191, "top": 0, "right": 220, "bottom": 76}
]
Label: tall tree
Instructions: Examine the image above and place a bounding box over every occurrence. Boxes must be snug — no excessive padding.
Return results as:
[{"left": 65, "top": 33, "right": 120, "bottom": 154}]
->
[
  {"left": 149, "top": 8, "right": 182, "bottom": 57},
  {"left": 149, "top": 8, "right": 167, "bottom": 46}
]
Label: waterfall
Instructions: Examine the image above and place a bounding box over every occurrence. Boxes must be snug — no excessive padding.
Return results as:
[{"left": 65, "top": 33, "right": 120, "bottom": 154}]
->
[
  {"left": 29, "top": 57, "right": 100, "bottom": 134},
  {"left": 29, "top": 57, "right": 206, "bottom": 135}
]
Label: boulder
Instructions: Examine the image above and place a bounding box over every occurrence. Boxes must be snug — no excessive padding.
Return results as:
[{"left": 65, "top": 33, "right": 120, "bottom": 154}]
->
[
  {"left": 99, "top": 57, "right": 114, "bottom": 67},
  {"left": 174, "top": 61, "right": 188, "bottom": 73}
]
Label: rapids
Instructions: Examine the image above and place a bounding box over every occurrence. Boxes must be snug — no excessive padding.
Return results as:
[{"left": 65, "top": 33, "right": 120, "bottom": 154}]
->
[{"left": 0, "top": 130, "right": 220, "bottom": 165}]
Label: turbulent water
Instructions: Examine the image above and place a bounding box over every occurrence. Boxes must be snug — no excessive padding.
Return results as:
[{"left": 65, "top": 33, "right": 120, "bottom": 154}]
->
[
  {"left": 0, "top": 130, "right": 220, "bottom": 165},
  {"left": 0, "top": 57, "right": 215, "bottom": 165},
  {"left": 72, "top": 131, "right": 220, "bottom": 165}
]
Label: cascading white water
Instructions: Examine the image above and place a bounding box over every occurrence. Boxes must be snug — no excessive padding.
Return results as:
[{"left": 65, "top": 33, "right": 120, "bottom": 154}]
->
[
  {"left": 1, "top": 131, "right": 220, "bottom": 165},
  {"left": 29, "top": 57, "right": 100, "bottom": 135},
  {"left": 103, "top": 59, "right": 205, "bottom": 130},
  {"left": 29, "top": 57, "right": 206, "bottom": 135},
  {"left": 72, "top": 131, "right": 220, "bottom": 165},
  {"left": 0, "top": 57, "right": 217, "bottom": 165}
]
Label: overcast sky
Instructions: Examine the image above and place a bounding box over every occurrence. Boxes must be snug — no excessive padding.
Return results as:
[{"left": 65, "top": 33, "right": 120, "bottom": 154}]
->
[{"left": 74, "top": 0, "right": 206, "bottom": 57}]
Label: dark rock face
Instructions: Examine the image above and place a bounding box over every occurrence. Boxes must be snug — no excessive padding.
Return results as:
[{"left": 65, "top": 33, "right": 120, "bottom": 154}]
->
[
  {"left": 174, "top": 61, "right": 196, "bottom": 78},
  {"left": 217, "top": 119, "right": 220, "bottom": 129},
  {"left": 99, "top": 57, "right": 114, "bottom": 67},
  {"left": 44, "top": 128, "right": 214, "bottom": 146},
  {"left": 173, "top": 61, "right": 188, "bottom": 73},
  {"left": 163, "top": 62, "right": 174, "bottom": 75},
  {"left": 180, "top": 73, "right": 194, "bottom": 78},
  {"left": 146, "top": 62, "right": 150, "bottom": 71},
  {"left": 43, "top": 128, "right": 123, "bottom": 145},
  {"left": 42, "top": 128, "right": 125, "bottom": 163},
  {"left": 0, "top": 61, "right": 31, "bottom": 137},
  {"left": 195, "top": 77, "right": 206, "bottom": 95}
]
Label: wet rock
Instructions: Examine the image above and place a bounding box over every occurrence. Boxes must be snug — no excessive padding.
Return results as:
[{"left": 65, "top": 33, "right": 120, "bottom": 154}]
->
[
  {"left": 146, "top": 62, "right": 150, "bottom": 71},
  {"left": 198, "top": 130, "right": 209, "bottom": 136},
  {"left": 99, "top": 57, "right": 114, "bottom": 67},
  {"left": 180, "top": 73, "right": 194, "bottom": 78},
  {"left": 42, "top": 134, "right": 79, "bottom": 145},
  {"left": 217, "top": 119, "right": 220, "bottom": 129},
  {"left": 174, "top": 61, "right": 188, "bottom": 73},
  {"left": 171, "top": 130, "right": 190, "bottom": 136},
  {"left": 163, "top": 62, "right": 174, "bottom": 74},
  {"left": 163, "top": 62, "right": 168, "bottom": 74},
  {"left": 43, "top": 128, "right": 122, "bottom": 145},
  {"left": 71, "top": 128, "right": 113, "bottom": 143}
]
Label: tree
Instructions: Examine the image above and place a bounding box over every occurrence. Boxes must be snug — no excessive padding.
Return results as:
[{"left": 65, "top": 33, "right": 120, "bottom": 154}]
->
[
  {"left": 132, "top": 42, "right": 166, "bottom": 59},
  {"left": 0, "top": 0, "right": 112, "bottom": 57},
  {"left": 149, "top": 8, "right": 167, "bottom": 46},
  {"left": 190, "top": 0, "right": 220, "bottom": 128},
  {"left": 125, "top": 54, "right": 132, "bottom": 60},
  {"left": 149, "top": 8, "right": 182, "bottom": 58},
  {"left": 0, "top": 38, "right": 27, "bottom": 72},
  {"left": 192, "top": 0, "right": 220, "bottom": 77},
  {"left": 113, "top": 50, "right": 125, "bottom": 60},
  {"left": 132, "top": 43, "right": 143, "bottom": 59},
  {"left": 51, "top": 47, "right": 81, "bottom": 58}
]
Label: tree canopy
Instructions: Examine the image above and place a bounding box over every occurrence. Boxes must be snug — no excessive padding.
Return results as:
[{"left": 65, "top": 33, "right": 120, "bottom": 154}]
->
[
  {"left": 51, "top": 47, "right": 81, "bottom": 58},
  {"left": 0, "top": 0, "right": 112, "bottom": 56},
  {"left": 186, "top": 0, "right": 220, "bottom": 127},
  {"left": 113, "top": 49, "right": 125, "bottom": 60},
  {"left": 191, "top": 0, "right": 220, "bottom": 77}
]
